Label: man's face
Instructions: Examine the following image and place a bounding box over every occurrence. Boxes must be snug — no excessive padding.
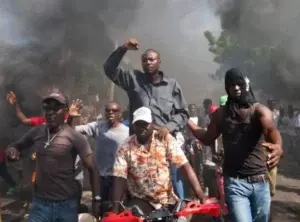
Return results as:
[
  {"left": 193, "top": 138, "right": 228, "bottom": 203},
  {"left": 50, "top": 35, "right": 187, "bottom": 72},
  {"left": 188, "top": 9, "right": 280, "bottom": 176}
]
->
[
  {"left": 203, "top": 101, "right": 212, "bottom": 111},
  {"left": 228, "top": 84, "right": 242, "bottom": 99},
  {"left": 43, "top": 99, "right": 66, "bottom": 128},
  {"left": 105, "top": 103, "right": 121, "bottom": 125},
  {"left": 141, "top": 51, "right": 160, "bottom": 75},
  {"left": 134, "top": 121, "right": 153, "bottom": 144},
  {"left": 188, "top": 105, "right": 197, "bottom": 117}
]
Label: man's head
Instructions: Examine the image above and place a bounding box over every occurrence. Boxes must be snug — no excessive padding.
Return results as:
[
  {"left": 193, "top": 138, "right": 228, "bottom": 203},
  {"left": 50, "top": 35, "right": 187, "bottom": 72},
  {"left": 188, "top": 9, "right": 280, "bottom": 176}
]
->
[
  {"left": 203, "top": 98, "right": 212, "bottom": 112},
  {"left": 105, "top": 101, "right": 122, "bottom": 126},
  {"left": 132, "top": 107, "right": 154, "bottom": 144},
  {"left": 141, "top": 49, "right": 161, "bottom": 75},
  {"left": 188, "top": 104, "right": 197, "bottom": 117},
  {"left": 42, "top": 92, "right": 69, "bottom": 129},
  {"left": 225, "top": 68, "right": 256, "bottom": 104}
]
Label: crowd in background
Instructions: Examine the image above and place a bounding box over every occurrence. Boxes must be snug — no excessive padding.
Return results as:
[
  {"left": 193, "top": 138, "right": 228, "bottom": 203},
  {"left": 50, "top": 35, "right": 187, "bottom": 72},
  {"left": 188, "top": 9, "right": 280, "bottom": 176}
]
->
[{"left": 0, "top": 38, "right": 284, "bottom": 222}]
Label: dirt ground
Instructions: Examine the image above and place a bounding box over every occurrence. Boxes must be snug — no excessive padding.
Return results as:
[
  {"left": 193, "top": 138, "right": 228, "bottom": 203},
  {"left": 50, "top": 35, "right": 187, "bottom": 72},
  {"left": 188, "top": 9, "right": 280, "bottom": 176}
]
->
[{"left": 1, "top": 148, "right": 300, "bottom": 221}]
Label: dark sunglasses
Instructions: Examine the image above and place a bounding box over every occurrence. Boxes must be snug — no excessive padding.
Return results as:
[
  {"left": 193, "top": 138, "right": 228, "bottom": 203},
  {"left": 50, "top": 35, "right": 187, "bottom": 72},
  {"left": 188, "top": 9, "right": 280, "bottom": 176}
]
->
[
  {"left": 42, "top": 104, "right": 66, "bottom": 112},
  {"left": 105, "top": 108, "right": 120, "bottom": 113}
]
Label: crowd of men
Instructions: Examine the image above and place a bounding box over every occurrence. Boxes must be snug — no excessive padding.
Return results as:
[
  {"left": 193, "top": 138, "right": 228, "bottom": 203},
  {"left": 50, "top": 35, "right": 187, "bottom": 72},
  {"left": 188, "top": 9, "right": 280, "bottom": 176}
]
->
[{"left": 0, "top": 38, "right": 284, "bottom": 222}]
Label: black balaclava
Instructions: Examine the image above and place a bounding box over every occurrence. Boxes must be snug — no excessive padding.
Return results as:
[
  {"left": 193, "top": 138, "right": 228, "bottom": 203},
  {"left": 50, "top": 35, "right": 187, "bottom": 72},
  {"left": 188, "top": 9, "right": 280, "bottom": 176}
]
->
[{"left": 225, "top": 68, "right": 257, "bottom": 119}]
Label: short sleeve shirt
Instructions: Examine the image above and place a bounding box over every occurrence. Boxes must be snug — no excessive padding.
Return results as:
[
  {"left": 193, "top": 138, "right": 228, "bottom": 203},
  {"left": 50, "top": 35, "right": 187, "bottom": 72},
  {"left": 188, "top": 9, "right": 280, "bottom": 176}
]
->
[
  {"left": 113, "top": 131, "right": 188, "bottom": 209},
  {"left": 10, "top": 124, "right": 92, "bottom": 200}
]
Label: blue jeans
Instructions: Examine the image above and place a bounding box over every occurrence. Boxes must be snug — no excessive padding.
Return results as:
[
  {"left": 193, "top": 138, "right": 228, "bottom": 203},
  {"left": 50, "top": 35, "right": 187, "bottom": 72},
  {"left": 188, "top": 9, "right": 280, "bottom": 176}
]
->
[
  {"left": 224, "top": 177, "right": 271, "bottom": 222},
  {"left": 100, "top": 176, "right": 113, "bottom": 201},
  {"left": 171, "top": 164, "right": 184, "bottom": 199},
  {"left": 28, "top": 196, "right": 78, "bottom": 222}
]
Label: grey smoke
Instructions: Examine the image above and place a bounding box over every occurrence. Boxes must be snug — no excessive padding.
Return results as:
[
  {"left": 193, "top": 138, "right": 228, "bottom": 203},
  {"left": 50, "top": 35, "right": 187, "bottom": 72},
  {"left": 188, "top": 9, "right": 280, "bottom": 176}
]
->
[
  {"left": 0, "top": 0, "right": 221, "bottom": 144},
  {"left": 212, "top": 0, "right": 300, "bottom": 100}
]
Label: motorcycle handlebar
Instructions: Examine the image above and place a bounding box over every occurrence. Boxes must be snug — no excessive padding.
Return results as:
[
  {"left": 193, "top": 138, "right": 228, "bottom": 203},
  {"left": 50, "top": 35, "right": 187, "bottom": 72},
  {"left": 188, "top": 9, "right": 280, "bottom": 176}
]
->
[{"left": 101, "top": 198, "right": 221, "bottom": 222}]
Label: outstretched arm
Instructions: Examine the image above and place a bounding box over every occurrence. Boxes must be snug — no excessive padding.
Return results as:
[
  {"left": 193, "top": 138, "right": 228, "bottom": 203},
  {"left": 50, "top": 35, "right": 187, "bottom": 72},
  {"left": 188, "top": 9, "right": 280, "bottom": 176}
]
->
[
  {"left": 188, "top": 110, "right": 221, "bottom": 146},
  {"left": 7, "top": 91, "right": 34, "bottom": 126}
]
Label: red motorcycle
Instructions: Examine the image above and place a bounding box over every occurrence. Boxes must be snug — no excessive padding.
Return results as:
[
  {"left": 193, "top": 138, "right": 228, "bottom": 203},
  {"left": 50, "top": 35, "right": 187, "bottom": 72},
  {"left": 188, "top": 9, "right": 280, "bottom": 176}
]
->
[{"left": 101, "top": 198, "right": 221, "bottom": 222}]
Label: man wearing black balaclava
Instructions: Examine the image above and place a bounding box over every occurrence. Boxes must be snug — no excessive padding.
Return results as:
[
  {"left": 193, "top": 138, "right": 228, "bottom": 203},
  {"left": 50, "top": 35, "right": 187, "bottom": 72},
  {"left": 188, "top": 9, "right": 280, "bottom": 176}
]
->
[{"left": 187, "top": 68, "right": 283, "bottom": 222}]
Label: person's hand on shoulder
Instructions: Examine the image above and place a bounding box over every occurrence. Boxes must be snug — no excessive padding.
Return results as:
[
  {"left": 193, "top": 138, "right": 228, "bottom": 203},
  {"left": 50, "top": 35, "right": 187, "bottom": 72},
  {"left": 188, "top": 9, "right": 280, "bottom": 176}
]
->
[
  {"left": 154, "top": 126, "right": 170, "bottom": 142},
  {"left": 261, "top": 142, "right": 283, "bottom": 168}
]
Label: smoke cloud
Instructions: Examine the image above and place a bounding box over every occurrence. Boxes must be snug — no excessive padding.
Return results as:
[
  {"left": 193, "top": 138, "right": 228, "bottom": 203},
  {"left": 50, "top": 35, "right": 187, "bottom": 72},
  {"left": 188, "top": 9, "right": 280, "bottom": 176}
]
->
[
  {"left": 212, "top": 0, "right": 300, "bottom": 101},
  {"left": 0, "top": 0, "right": 221, "bottom": 144}
]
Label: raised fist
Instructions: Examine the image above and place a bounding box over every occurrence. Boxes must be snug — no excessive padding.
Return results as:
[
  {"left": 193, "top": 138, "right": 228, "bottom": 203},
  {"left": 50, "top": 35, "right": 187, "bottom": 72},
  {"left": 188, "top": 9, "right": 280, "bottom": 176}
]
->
[{"left": 122, "top": 39, "right": 139, "bottom": 50}]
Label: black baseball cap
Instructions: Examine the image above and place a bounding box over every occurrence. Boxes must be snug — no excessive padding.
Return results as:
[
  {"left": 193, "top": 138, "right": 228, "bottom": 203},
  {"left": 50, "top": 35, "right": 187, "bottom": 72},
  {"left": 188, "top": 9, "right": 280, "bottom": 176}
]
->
[{"left": 42, "top": 92, "right": 69, "bottom": 106}]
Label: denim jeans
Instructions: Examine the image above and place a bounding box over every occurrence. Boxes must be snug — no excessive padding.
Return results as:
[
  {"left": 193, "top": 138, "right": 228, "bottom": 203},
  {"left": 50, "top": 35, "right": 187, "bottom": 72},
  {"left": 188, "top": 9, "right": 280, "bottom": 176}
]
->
[
  {"left": 224, "top": 176, "right": 271, "bottom": 222},
  {"left": 100, "top": 176, "right": 113, "bottom": 201},
  {"left": 171, "top": 164, "right": 184, "bottom": 199},
  {"left": 28, "top": 196, "right": 78, "bottom": 222},
  {"left": 171, "top": 132, "right": 186, "bottom": 199}
]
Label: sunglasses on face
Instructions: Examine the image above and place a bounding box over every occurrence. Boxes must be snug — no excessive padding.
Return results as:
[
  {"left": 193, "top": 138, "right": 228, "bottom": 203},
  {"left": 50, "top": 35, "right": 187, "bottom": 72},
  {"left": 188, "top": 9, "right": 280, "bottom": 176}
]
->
[
  {"left": 42, "top": 104, "right": 66, "bottom": 112},
  {"left": 105, "top": 108, "right": 120, "bottom": 113}
]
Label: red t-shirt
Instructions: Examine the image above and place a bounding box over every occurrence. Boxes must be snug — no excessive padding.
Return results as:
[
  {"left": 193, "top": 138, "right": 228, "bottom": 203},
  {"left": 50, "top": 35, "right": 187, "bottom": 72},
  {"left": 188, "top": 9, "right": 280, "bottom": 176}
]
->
[{"left": 29, "top": 115, "right": 69, "bottom": 126}]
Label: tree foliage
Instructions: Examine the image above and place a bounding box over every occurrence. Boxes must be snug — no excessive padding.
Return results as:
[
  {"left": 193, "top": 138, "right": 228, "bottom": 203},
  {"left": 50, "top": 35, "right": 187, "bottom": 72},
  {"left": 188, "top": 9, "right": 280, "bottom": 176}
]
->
[
  {"left": 204, "top": 0, "right": 300, "bottom": 100},
  {"left": 204, "top": 30, "right": 300, "bottom": 100}
]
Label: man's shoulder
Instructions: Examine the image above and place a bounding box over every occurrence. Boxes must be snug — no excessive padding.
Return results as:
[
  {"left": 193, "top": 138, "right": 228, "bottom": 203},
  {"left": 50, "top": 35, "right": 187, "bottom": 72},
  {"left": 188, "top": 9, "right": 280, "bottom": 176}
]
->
[
  {"left": 29, "top": 124, "right": 46, "bottom": 135},
  {"left": 163, "top": 76, "right": 179, "bottom": 85},
  {"left": 96, "top": 119, "right": 107, "bottom": 128},
  {"left": 118, "top": 123, "right": 129, "bottom": 131},
  {"left": 253, "top": 103, "right": 271, "bottom": 116}
]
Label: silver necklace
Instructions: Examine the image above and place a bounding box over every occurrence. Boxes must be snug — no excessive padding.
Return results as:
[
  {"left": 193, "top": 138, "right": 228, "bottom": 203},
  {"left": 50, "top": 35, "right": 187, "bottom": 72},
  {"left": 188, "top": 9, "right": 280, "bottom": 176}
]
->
[{"left": 44, "top": 128, "right": 61, "bottom": 148}]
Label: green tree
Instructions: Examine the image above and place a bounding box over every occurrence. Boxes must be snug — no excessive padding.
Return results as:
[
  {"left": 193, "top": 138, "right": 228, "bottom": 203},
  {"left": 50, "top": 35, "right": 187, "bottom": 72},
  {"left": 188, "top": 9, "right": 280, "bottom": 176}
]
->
[
  {"left": 204, "top": 30, "right": 300, "bottom": 100},
  {"left": 204, "top": 0, "right": 300, "bottom": 100}
]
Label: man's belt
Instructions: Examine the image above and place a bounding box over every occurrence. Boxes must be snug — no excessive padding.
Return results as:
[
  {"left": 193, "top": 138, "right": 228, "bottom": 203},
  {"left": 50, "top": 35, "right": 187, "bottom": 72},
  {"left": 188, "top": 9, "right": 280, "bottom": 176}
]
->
[{"left": 231, "top": 174, "right": 269, "bottom": 183}]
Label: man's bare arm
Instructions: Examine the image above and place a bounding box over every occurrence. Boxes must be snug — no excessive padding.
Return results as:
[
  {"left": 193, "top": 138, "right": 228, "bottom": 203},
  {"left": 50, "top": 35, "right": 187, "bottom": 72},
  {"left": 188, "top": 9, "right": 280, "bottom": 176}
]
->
[
  {"left": 258, "top": 105, "right": 282, "bottom": 145},
  {"left": 13, "top": 104, "right": 33, "bottom": 126},
  {"left": 80, "top": 153, "right": 101, "bottom": 218},
  {"left": 81, "top": 153, "right": 101, "bottom": 197},
  {"left": 6, "top": 91, "right": 33, "bottom": 126},
  {"left": 74, "top": 135, "right": 100, "bottom": 218},
  {"left": 257, "top": 104, "right": 283, "bottom": 167},
  {"left": 111, "top": 177, "right": 127, "bottom": 212},
  {"left": 188, "top": 110, "right": 221, "bottom": 145},
  {"left": 179, "top": 163, "right": 206, "bottom": 202}
]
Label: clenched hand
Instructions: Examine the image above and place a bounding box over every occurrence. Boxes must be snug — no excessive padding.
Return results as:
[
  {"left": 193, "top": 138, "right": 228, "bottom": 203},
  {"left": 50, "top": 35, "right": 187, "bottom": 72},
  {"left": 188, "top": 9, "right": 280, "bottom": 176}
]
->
[{"left": 122, "top": 39, "right": 139, "bottom": 50}]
